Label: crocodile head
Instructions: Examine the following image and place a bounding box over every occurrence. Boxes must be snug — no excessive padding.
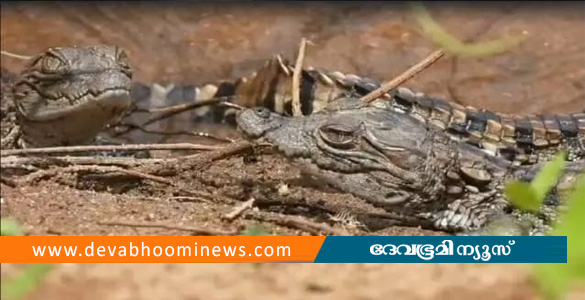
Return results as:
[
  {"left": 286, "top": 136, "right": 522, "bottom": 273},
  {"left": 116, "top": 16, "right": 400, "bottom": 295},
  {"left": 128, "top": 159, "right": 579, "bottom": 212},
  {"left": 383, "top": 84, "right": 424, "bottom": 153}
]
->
[
  {"left": 238, "top": 100, "right": 450, "bottom": 204},
  {"left": 236, "top": 99, "right": 526, "bottom": 232},
  {"left": 13, "top": 45, "right": 133, "bottom": 147}
]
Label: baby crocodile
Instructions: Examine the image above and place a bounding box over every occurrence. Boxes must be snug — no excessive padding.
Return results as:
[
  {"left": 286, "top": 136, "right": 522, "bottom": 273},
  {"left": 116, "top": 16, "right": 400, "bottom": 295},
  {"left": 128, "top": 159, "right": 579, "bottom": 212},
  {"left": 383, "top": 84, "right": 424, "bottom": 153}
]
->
[
  {"left": 1, "top": 45, "right": 133, "bottom": 148},
  {"left": 236, "top": 98, "right": 584, "bottom": 235},
  {"left": 131, "top": 55, "right": 584, "bottom": 165}
]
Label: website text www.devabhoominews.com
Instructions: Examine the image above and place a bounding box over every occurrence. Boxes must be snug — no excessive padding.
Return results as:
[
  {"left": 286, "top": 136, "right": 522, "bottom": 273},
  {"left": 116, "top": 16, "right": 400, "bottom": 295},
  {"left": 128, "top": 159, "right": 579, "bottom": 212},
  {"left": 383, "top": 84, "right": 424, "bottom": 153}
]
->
[
  {"left": 32, "top": 242, "right": 290, "bottom": 258},
  {"left": 0, "top": 236, "right": 325, "bottom": 263}
]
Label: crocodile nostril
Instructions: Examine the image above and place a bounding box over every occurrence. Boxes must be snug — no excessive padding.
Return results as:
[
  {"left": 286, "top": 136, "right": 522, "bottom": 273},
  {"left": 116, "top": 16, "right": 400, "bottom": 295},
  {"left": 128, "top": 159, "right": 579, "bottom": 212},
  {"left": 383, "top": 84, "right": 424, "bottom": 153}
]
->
[{"left": 254, "top": 107, "right": 271, "bottom": 119}]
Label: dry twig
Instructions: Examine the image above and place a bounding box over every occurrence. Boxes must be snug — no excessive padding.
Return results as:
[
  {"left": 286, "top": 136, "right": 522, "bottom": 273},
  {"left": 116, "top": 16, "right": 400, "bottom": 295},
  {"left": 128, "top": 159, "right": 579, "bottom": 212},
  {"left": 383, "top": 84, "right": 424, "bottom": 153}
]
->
[
  {"left": 114, "top": 96, "right": 239, "bottom": 137},
  {"left": 97, "top": 220, "right": 238, "bottom": 236},
  {"left": 224, "top": 198, "right": 256, "bottom": 221},
  {"left": 21, "top": 165, "right": 171, "bottom": 185},
  {"left": 188, "top": 140, "right": 272, "bottom": 162},
  {"left": 1, "top": 50, "right": 32, "bottom": 60},
  {"left": 1, "top": 155, "right": 165, "bottom": 169},
  {"left": 0, "top": 143, "right": 224, "bottom": 157},
  {"left": 168, "top": 196, "right": 213, "bottom": 204},
  {"left": 17, "top": 164, "right": 216, "bottom": 201},
  {"left": 359, "top": 49, "right": 445, "bottom": 103},
  {"left": 291, "top": 38, "right": 308, "bottom": 117},
  {"left": 250, "top": 212, "right": 349, "bottom": 236},
  {"left": 113, "top": 124, "right": 235, "bottom": 143}
]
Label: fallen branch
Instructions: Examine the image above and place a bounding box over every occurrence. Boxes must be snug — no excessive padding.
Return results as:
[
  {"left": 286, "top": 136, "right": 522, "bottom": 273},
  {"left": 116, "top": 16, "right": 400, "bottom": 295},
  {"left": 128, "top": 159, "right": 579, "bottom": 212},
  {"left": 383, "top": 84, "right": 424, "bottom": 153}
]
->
[
  {"left": 97, "top": 220, "right": 238, "bottom": 236},
  {"left": 0, "top": 143, "right": 224, "bottom": 157},
  {"left": 359, "top": 48, "right": 445, "bottom": 103},
  {"left": 224, "top": 198, "right": 256, "bottom": 221}
]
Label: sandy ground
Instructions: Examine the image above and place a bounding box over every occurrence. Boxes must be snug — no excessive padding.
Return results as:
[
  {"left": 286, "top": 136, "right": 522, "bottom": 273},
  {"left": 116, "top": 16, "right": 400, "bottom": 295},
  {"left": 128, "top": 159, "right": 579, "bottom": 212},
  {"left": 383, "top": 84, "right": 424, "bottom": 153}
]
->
[{"left": 1, "top": 2, "right": 584, "bottom": 300}]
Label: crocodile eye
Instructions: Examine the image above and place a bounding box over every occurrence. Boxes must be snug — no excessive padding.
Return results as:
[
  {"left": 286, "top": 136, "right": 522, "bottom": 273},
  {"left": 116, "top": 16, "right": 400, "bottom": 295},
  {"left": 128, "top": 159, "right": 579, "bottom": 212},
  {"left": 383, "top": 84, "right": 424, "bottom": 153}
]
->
[
  {"left": 318, "top": 124, "right": 358, "bottom": 149},
  {"left": 41, "top": 55, "right": 66, "bottom": 73},
  {"left": 253, "top": 107, "right": 272, "bottom": 119}
]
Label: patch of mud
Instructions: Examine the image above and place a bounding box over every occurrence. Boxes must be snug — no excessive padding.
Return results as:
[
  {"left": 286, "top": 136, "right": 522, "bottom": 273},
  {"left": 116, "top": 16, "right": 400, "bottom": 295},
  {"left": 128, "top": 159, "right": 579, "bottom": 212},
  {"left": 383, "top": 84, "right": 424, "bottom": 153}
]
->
[
  {"left": 16, "top": 263, "right": 544, "bottom": 300},
  {"left": 1, "top": 148, "right": 442, "bottom": 237}
]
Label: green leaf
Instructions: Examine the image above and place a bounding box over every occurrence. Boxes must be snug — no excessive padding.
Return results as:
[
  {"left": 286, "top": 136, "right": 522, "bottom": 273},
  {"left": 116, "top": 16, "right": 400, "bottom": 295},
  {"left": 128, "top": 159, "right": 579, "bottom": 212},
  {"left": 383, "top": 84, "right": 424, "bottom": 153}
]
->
[
  {"left": 532, "top": 174, "right": 585, "bottom": 300},
  {"left": 0, "top": 218, "right": 25, "bottom": 236},
  {"left": 505, "top": 181, "right": 540, "bottom": 212},
  {"left": 551, "top": 174, "right": 585, "bottom": 279},
  {"left": 409, "top": 2, "right": 527, "bottom": 58},
  {"left": 1, "top": 263, "right": 55, "bottom": 300},
  {"left": 530, "top": 151, "right": 567, "bottom": 202},
  {"left": 533, "top": 263, "right": 570, "bottom": 300},
  {"left": 241, "top": 225, "right": 271, "bottom": 236}
]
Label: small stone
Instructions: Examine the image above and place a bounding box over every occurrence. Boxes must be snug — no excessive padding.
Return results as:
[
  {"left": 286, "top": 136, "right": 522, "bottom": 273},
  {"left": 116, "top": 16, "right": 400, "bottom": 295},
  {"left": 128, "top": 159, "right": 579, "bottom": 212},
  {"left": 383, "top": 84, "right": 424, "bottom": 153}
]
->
[
  {"left": 465, "top": 185, "right": 480, "bottom": 194},
  {"left": 145, "top": 213, "right": 156, "bottom": 221},
  {"left": 460, "top": 167, "right": 492, "bottom": 184},
  {"left": 278, "top": 183, "right": 290, "bottom": 196},
  {"left": 447, "top": 186, "right": 463, "bottom": 195}
]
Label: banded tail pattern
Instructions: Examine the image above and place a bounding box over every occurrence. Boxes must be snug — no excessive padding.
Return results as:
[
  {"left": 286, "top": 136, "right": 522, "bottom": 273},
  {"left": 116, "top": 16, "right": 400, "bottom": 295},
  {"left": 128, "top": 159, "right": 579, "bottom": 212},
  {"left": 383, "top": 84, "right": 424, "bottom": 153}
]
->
[
  {"left": 120, "top": 54, "right": 583, "bottom": 166},
  {"left": 389, "top": 87, "right": 585, "bottom": 165},
  {"left": 126, "top": 55, "right": 386, "bottom": 127}
]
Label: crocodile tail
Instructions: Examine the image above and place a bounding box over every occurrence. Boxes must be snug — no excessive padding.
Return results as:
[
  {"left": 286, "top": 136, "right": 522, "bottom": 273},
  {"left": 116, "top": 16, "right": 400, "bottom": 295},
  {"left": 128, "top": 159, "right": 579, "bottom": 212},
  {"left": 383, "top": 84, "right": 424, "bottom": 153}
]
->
[
  {"left": 124, "top": 55, "right": 391, "bottom": 132},
  {"left": 392, "top": 88, "right": 585, "bottom": 164}
]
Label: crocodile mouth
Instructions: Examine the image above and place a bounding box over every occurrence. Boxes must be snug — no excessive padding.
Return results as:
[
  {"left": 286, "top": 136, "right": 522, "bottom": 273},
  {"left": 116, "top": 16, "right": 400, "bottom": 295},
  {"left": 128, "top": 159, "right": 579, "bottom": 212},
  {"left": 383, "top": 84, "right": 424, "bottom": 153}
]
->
[
  {"left": 28, "top": 87, "right": 132, "bottom": 121},
  {"left": 62, "top": 87, "right": 132, "bottom": 104}
]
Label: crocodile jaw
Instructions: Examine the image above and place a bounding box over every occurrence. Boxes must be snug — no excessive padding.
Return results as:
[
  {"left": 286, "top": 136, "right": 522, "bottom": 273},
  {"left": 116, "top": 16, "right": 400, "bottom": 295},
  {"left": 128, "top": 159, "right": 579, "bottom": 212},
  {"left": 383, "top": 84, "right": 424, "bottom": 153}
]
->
[{"left": 17, "top": 89, "right": 131, "bottom": 147}]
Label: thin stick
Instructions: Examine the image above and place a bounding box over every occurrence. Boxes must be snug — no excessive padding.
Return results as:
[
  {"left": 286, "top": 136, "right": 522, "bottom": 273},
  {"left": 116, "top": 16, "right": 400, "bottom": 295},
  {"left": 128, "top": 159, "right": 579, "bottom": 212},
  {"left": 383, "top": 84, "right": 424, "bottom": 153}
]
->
[
  {"left": 224, "top": 198, "right": 255, "bottom": 221},
  {"left": 113, "top": 96, "right": 235, "bottom": 137},
  {"left": 0, "top": 155, "right": 166, "bottom": 169},
  {"left": 0, "top": 143, "right": 224, "bottom": 157},
  {"left": 144, "top": 97, "right": 226, "bottom": 114},
  {"left": 219, "top": 102, "right": 245, "bottom": 110},
  {"left": 168, "top": 196, "right": 213, "bottom": 204},
  {"left": 359, "top": 49, "right": 445, "bottom": 103},
  {"left": 113, "top": 123, "right": 236, "bottom": 143},
  {"left": 20, "top": 165, "right": 173, "bottom": 185},
  {"left": 18, "top": 164, "right": 216, "bottom": 201},
  {"left": 1, "top": 50, "right": 32, "bottom": 60},
  {"left": 250, "top": 213, "right": 349, "bottom": 236},
  {"left": 291, "top": 38, "right": 308, "bottom": 117},
  {"left": 97, "top": 220, "right": 237, "bottom": 236}
]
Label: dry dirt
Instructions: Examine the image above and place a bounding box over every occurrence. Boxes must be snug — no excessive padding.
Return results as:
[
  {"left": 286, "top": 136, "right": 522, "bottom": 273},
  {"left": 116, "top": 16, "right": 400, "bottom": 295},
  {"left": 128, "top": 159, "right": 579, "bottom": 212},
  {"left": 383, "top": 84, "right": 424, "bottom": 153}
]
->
[{"left": 1, "top": 2, "right": 584, "bottom": 300}]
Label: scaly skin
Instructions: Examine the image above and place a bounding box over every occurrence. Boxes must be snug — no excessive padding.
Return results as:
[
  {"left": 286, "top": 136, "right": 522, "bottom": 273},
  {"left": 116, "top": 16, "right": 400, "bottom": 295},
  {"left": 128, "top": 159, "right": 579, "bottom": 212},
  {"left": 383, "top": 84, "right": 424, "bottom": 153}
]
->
[
  {"left": 235, "top": 98, "right": 584, "bottom": 235},
  {"left": 4, "top": 45, "right": 581, "bottom": 162},
  {"left": 126, "top": 55, "right": 383, "bottom": 126},
  {"left": 390, "top": 88, "right": 584, "bottom": 165},
  {"left": 130, "top": 55, "right": 583, "bottom": 165},
  {"left": 4, "top": 45, "right": 133, "bottom": 148}
]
